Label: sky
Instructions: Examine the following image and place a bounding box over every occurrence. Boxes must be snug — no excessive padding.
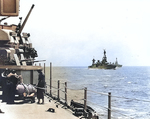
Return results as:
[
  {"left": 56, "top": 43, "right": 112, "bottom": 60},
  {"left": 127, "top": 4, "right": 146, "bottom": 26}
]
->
[{"left": 1, "top": 0, "right": 150, "bottom": 66}]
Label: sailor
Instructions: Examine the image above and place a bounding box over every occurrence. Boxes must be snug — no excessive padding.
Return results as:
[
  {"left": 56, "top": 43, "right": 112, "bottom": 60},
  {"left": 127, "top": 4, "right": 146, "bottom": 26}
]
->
[
  {"left": 37, "top": 70, "right": 45, "bottom": 104},
  {"left": 1, "top": 68, "right": 10, "bottom": 102},
  {"left": 6, "top": 70, "right": 19, "bottom": 104},
  {"left": 7, "top": 70, "right": 19, "bottom": 85},
  {"left": 0, "top": 72, "right": 2, "bottom": 86}
]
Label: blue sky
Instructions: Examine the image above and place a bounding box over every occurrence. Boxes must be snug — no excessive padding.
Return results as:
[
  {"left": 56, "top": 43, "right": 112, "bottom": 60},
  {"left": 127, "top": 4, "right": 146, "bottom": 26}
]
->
[{"left": 2, "top": 0, "right": 150, "bottom": 66}]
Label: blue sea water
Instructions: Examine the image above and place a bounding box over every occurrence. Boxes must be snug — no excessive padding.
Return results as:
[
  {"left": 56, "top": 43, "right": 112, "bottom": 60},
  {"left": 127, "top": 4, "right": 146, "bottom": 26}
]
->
[{"left": 45, "top": 66, "right": 150, "bottom": 119}]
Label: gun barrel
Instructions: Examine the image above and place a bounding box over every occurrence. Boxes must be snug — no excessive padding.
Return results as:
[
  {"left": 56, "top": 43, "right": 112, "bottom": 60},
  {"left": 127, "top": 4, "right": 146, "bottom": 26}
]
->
[{"left": 18, "top": 4, "right": 35, "bottom": 34}]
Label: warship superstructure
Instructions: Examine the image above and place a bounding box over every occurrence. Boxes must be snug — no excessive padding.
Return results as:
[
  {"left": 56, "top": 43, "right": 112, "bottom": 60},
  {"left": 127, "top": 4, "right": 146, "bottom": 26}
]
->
[
  {"left": 115, "top": 58, "right": 122, "bottom": 67},
  {"left": 88, "top": 50, "right": 117, "bottom": 69},
  {"left": 0, "top": 0, "right": 43, "bottom": 84}
]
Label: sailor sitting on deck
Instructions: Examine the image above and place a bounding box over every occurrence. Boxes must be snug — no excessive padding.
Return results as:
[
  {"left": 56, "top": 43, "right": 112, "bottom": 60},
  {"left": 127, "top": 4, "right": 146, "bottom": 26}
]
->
[{"left": 16, "top": 76, "right": 36, "bottom": 103}]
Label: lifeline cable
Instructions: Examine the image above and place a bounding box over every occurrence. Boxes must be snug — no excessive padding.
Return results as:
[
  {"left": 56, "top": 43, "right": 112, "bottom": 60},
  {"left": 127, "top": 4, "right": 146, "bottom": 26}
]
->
[
  {"left": 67, "top": 98, "right": 84, "bottom": 102},
  {"left": 111, "top": 109, "right": 134, "bottom": 119},
  {"left": 87, "top": 100, "right": 107, "bottom": 111},
  {"left": 67, "top": 87, "right": 84, "bottom": 90},
  {"left": 87, "top": 101, "right": 134, "bottom": 119},
  {"left": 51, "top": 86, "right": 58, "bottom": 89},
  {"left": 46, "top": 84, "right": 50, "bottom": 87},
  {"left": 87, "top": 89, "right": 150, "bottom": 103},
  {"left": 59, "top": 97, "right": 65, "bottom": 101},
  {"left": 111, "top": 95, "right": 150, "bottom": 103},
  {"left": 59, "top": 89, "right": 65, "bottom": 93},
  {"left": 60, "top": 82, "right": 66, "bottom": 84},
  {"left": 34, "top": 86, "right": 47, "bottom": 90},
  {"left": 59, "top": 87, "right": 65, "bottom": 90},
  {"left": 87, "top": 89, "right": 108, "bottom": 96}
]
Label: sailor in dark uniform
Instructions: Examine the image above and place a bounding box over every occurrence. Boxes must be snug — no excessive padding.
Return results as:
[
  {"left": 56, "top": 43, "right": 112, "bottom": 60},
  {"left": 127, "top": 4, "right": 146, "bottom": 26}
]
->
[
  {"left": 1, "top": 68, "right": 10, "bottom": 102},
  {"left": 6, "top": 70, "right": 19, "bottom": 104},
  {"left": 0, "top": 71, "right": 2, "bottom": 86},
  {"left": 37, "top": 70, "right": 45, "bottom": 104}
]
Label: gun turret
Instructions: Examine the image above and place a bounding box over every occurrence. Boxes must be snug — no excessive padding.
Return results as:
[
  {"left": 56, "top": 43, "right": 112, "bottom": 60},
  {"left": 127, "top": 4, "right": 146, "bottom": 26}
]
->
[{"left": 0, "top": 4, "right": 39, "bottom": 66}]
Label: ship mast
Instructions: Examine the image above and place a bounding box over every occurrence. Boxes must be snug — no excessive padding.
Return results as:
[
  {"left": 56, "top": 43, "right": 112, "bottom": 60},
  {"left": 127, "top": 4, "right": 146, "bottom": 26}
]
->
[{"left": 102, "top": 49, "right": 107, "bottom": 64}]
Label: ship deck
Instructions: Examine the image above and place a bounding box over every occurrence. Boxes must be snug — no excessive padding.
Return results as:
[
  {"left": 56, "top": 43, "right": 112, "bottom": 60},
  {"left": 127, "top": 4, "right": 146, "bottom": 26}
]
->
[{"left": 0, "top": 89, "right": 79, "bottom": 119}]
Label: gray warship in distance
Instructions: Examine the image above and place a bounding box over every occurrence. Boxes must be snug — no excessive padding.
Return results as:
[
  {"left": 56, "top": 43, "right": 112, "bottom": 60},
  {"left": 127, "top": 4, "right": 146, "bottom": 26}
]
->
[
  {"left": 88, "top": 50, "right": 117, "bottom": 69},
  {"left": 0, "top": 0, "right": 43, "bottom": 84}
]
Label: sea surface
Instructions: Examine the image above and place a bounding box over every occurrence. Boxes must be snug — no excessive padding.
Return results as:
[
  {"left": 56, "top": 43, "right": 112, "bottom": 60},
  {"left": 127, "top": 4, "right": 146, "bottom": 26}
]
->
[{"left": 45, "top": 66, "right": 150, "bottom": 119}]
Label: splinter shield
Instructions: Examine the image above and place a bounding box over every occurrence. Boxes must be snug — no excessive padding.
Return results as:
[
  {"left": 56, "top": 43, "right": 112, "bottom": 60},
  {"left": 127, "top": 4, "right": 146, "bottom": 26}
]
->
[{"left": 0, "top": 0, "right": 19, "bottom": 16}]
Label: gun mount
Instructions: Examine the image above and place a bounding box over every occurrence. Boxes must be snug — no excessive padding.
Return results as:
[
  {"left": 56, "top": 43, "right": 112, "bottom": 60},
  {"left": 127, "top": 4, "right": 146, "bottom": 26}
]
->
[
  {"left": 0, "top": 2, "right": 43, "bottom": 85},
  {"left": 0, "top": 5, "right": 38, "bottom": 66}
]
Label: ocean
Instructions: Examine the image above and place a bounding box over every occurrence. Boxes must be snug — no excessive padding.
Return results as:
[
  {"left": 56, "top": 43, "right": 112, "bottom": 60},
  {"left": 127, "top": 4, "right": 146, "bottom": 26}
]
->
[{"left": 45, "top": 66, "right": 150, "bottom": 119}]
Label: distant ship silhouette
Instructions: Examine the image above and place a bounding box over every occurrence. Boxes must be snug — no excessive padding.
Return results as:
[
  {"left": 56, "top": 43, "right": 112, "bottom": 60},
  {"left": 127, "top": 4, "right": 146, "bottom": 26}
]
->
[{"left": 88, "top": 50, "right": 122, "bottom": 69}]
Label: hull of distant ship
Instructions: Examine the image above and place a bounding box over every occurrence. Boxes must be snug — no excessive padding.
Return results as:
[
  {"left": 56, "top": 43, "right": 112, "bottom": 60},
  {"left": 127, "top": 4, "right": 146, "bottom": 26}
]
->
[
  {"left": 116, "top": 64, "right": 122, "bottom": 67},
  {"left": 88, "top": 65, "right": 116, "bottom": 69}
]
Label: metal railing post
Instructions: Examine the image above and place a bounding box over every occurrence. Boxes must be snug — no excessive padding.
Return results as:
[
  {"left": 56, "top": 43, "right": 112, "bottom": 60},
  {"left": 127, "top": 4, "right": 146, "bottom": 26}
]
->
[
  {"left": 84, "top": 87, "right": 87, "bottom": 111},
  {"left": 50, "top": 62, "right": 52, "bottom": 96},
  {"left": 65, "top": 82, "right": 67, "bottom": 105},
  {"left": 58, "top": 80, "right": 60, "bottom": 100},
  {"left": 108, "top": 92, "right": 111, "bottom": 119},
  {"left": 44, "top": 63, "right": 45, "bottom": 74}
]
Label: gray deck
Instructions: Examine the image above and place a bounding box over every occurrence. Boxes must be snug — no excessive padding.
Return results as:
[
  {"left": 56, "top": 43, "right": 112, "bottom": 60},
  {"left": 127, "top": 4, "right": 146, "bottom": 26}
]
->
[{"left": 0, "top": 91, "right": 79, "bottom": 119}]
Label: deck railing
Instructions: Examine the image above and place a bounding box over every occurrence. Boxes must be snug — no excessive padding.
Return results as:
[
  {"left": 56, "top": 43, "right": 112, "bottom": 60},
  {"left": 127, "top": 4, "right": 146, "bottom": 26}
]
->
[{"left": 39, "top": 62, "right": 150, "bottom": 119}]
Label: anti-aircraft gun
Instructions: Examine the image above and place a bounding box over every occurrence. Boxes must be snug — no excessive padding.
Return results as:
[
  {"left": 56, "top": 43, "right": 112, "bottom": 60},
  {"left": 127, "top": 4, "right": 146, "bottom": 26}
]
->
[
  {"left": 0, "top": 0, "right": 44, "bottom": 85},
  {"left": 0, "top": 3, "right": 38, "bottom": 66}
]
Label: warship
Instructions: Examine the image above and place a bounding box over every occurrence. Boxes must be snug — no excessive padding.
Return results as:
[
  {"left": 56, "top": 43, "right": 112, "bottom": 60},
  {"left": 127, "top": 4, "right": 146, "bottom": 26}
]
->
[
  {"left": 88, "top": 50, "right": 117, "bottom": 69},
  {"left": 0, "top": 0, "right": 43, "bottom": 85}
]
